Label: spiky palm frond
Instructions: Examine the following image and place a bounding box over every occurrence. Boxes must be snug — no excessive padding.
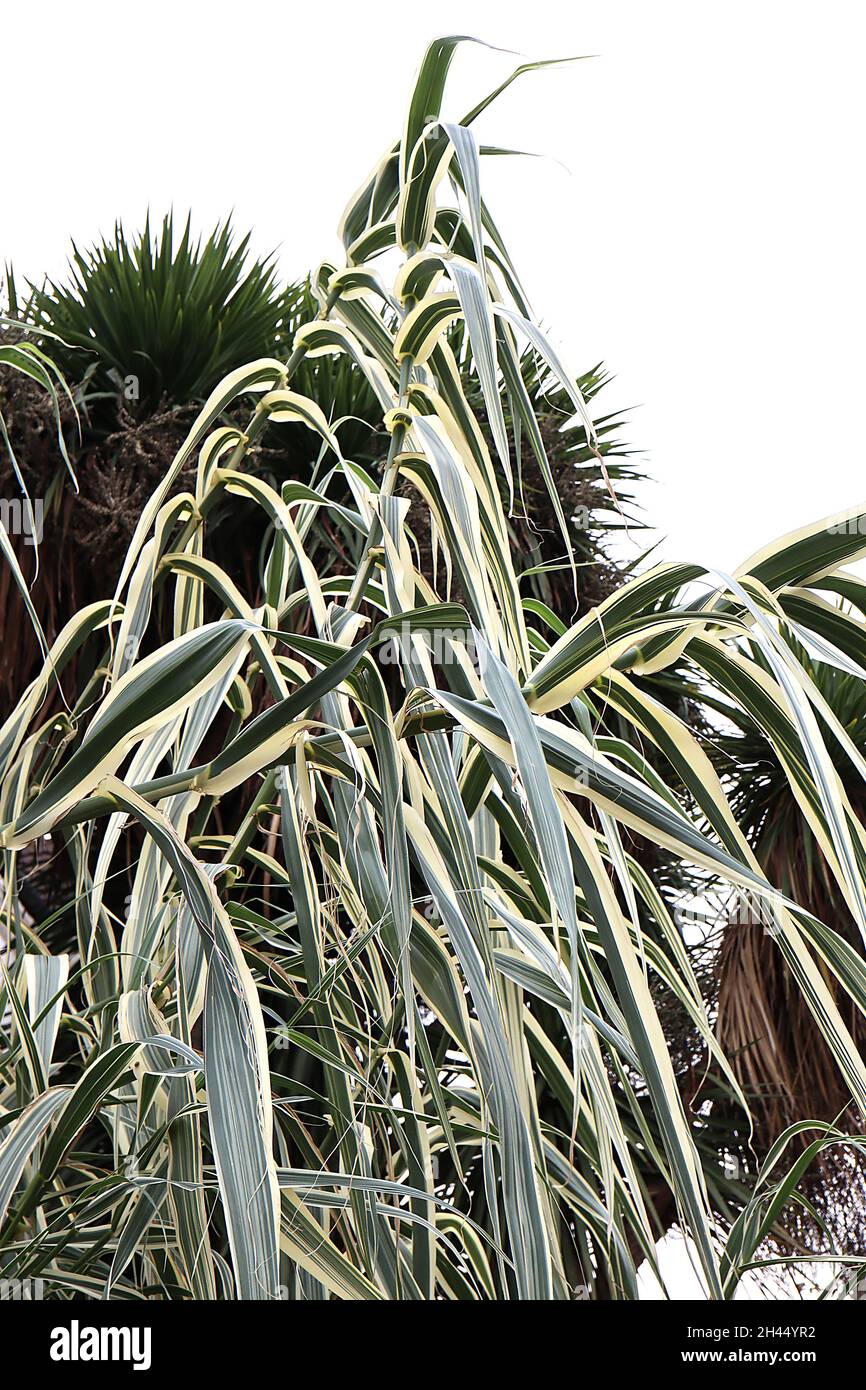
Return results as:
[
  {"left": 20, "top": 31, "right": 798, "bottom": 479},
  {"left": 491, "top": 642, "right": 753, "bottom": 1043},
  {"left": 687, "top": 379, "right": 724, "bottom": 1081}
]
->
[{"left": 26, "top": 214, "right": 288, "bottom": 415}]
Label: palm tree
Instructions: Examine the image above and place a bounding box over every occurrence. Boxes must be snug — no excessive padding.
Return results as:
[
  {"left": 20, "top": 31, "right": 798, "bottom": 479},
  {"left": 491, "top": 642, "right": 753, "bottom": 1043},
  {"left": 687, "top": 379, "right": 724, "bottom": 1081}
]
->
[{"left": 704, "top": 640, "right": 866, "bottom": 1250}]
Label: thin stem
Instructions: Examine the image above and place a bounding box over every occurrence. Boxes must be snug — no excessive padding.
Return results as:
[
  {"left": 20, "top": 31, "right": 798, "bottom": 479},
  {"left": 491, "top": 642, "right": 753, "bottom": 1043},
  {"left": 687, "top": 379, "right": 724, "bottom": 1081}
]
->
[{"left": 345, "top": 353, "right": 414, "bottom": 613}]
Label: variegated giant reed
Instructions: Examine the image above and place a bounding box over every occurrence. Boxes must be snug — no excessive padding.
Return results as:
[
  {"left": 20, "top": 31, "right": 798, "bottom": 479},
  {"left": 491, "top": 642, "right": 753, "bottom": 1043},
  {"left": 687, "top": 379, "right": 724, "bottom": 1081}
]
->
[{"left": 1, "top": 37, "right": 865, "bottom": 1300}]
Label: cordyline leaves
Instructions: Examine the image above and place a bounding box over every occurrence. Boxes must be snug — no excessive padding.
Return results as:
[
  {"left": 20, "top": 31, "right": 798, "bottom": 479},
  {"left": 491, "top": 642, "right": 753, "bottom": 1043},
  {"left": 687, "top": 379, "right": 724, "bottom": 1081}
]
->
[{"left": 1, "top": 37, "right": 865, "bottom": 1301}]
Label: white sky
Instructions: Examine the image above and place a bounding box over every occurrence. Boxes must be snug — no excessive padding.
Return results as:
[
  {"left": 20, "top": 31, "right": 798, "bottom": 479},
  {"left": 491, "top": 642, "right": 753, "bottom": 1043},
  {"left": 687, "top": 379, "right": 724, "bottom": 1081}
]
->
[{"left": 6, "top": 1, "right": 865, "bottom": 573}]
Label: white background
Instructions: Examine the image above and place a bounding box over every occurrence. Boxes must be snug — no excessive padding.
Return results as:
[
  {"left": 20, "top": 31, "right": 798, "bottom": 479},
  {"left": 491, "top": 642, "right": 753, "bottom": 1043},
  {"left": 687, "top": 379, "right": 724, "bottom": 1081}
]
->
[
  {"left": 6, "top": 1, "right": 865, "bottom": 573},
  {"left": 6, "top": 0, "right": 862, "bottom": 1298}
]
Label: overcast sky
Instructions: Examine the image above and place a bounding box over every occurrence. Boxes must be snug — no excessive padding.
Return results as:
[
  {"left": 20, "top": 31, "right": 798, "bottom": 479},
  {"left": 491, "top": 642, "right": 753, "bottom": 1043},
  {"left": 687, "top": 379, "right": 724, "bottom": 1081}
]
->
[{"left": 6, "top": 1, "right": 865, "bottom": 575}]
